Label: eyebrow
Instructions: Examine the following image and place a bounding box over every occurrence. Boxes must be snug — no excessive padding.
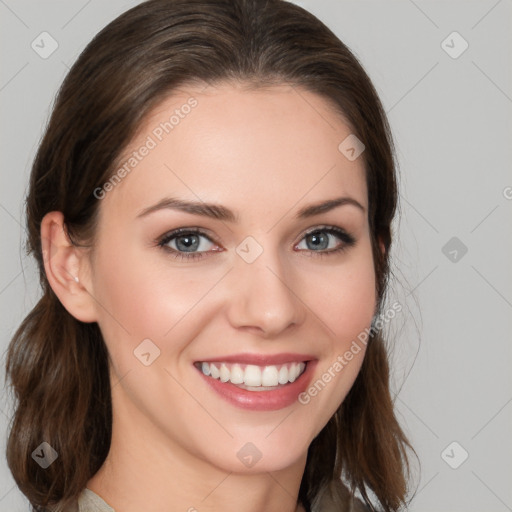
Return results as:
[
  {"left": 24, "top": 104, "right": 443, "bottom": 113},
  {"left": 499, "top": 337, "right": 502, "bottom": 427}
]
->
[{"left": 136, "top": 195, "right": 366, "bottom": 222}]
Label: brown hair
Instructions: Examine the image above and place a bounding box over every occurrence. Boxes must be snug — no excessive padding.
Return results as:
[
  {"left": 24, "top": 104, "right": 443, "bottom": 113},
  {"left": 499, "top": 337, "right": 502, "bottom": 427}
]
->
[{"left": 4, "top": 1, "right": 414, "bottom": 511}]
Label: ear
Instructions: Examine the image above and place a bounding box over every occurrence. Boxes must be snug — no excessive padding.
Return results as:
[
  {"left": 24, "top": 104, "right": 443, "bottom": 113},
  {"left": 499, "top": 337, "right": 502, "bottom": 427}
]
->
[
  {"left": 41, "top": 211, "right": 98, "bottom": 323},
  {"left": 378, "top": 237, "right": 386, "bottom": 257}
]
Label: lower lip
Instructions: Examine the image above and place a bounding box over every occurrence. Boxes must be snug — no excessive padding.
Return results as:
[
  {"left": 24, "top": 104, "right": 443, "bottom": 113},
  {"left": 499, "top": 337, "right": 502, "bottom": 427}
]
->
[{"left": 196, "top": 361, "right": 317, "bottom": 411}]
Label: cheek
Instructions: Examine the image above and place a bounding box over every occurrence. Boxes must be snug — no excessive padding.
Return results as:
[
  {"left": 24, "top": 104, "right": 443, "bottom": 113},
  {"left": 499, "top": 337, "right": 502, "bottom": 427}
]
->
[
  {"left": 299, "top": 245, "right": 377, "bottom": 343},
  {"left": 327, "top": 271, "right": 375, "bottom": 339},
  {"left": 89, "top": 238, "right": 224, "bottom": 363},
  {"left": 294, "top": 241, "right": 376, "bottom": 426}
]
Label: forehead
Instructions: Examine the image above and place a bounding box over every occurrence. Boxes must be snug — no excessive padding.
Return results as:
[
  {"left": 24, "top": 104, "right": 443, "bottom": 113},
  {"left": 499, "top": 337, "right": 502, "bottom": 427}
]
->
[{"left": 102, "top": 82, "right": 368, "bottom": 221}]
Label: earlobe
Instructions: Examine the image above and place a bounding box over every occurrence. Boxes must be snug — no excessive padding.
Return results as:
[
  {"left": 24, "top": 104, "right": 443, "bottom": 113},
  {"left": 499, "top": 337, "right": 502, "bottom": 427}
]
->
[
  {"left": 379, "top": 238, "right": 386, "bottom": 257},
  {"left": 41, "top": 211, "right": 98, "bottom": 323}
]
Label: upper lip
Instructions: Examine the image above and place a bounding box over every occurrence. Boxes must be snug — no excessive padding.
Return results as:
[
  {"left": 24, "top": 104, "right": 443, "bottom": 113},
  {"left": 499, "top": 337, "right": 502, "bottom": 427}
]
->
[{"left": 195, "top": 353, "right": 315, "bottom": 366}]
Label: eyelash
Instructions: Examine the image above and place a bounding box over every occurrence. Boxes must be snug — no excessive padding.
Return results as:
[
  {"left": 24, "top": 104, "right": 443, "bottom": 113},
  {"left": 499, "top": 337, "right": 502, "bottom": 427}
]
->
[{"left": 156, "top": 226, "right": 356, "bottom": 261}]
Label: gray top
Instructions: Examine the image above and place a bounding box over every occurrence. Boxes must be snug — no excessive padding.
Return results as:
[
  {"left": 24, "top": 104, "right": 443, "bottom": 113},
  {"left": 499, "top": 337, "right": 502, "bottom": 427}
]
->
[
  {"left": 77, "top": 488, "right": 115, "bottom": 512},
  {"left": 76, "top": 486, "right": 369, "bottom": 512}
]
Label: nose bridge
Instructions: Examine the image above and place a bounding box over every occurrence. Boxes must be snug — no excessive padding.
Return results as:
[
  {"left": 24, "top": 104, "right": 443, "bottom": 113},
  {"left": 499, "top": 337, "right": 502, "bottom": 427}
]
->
[{"left": 225, "top": 237, "right": 305, "bottom": 336}]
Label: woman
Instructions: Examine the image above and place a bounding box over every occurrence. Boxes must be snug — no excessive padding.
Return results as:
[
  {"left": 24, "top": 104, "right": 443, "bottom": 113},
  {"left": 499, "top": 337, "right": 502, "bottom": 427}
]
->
[{"left": 4, "top": 0, "right": 414, "bottom": 511}]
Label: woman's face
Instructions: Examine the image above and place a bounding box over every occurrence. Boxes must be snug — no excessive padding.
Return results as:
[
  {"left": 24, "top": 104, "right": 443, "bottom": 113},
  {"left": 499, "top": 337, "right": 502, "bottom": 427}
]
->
[{"left": 85, "top": 82, "right": 377, "bottom": 473}]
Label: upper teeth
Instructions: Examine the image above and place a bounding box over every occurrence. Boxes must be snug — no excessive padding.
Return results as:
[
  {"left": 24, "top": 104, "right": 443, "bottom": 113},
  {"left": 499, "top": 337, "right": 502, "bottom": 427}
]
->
[{"left": 200, "top": 362, "right": 306, "bottom": 387}]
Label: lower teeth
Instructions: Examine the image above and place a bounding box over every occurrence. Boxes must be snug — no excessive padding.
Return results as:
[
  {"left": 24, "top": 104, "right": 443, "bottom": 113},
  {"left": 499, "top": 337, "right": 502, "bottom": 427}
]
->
[
  {"left": 233, "top": 383, "right": 284, "bottom": 391},
  {"left": 206, "top": 376, "right": 287, "bottom": 391}
]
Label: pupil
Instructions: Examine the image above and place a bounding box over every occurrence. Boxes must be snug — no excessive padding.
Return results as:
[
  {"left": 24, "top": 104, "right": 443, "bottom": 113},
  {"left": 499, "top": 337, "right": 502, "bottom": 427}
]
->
[
  {"left": 176, "top": 234, "right": 199, "bottom": 252},
  {"left": 308, "top": 232, "right": 328, "bottom": 250}
]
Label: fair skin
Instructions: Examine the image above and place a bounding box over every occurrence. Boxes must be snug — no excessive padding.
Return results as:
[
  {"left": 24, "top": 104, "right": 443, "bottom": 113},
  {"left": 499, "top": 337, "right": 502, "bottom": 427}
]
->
[{"left": 41, "top": 82, "right": 379, "bottom": 512}]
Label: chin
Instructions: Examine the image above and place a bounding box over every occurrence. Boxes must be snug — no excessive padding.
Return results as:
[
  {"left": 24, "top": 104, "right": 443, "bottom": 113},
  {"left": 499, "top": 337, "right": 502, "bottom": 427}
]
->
[{"left": 198, "top": 431, "right": 311, "bottom": 475}]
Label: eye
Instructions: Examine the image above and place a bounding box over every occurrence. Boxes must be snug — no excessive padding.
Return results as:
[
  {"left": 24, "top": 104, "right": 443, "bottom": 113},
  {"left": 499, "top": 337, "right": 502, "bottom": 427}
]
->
[
  {"left": 156, "top": 225, "right": 356, "bottom": 261},
  {"left": 157, "top": 228, "right": 221, "bottom": 260},
  {"left": 295, "top": 226, "right": 356, "bottom": 256}
]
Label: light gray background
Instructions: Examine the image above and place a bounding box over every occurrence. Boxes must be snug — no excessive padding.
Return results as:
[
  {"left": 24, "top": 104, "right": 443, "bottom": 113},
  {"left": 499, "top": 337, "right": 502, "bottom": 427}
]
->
[{"left": 1, "top": 1, "right": 511, "bottom": 511}]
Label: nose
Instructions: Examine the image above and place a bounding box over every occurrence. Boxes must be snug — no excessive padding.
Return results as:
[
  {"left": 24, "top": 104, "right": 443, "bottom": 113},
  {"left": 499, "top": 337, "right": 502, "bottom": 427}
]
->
[{"left": 225, "top": 247, "right": 306, "bottom": 338}]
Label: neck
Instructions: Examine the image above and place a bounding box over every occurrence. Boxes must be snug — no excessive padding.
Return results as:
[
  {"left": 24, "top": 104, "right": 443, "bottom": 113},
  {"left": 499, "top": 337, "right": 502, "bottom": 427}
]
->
[{"left": 87, "top": 387, "right": 308, "bottom": 512}]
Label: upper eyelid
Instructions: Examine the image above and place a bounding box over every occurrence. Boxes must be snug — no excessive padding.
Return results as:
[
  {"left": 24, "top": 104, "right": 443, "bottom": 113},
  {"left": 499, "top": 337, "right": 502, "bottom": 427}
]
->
[{"left": 159, "top": 226, "right": 217, "bottom": 241}]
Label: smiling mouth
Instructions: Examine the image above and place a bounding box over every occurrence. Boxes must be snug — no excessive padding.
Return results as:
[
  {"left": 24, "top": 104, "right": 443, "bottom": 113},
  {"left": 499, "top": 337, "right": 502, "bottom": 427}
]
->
[{"left": 194, "top": 361, "right": 308, "bottom": 391}]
